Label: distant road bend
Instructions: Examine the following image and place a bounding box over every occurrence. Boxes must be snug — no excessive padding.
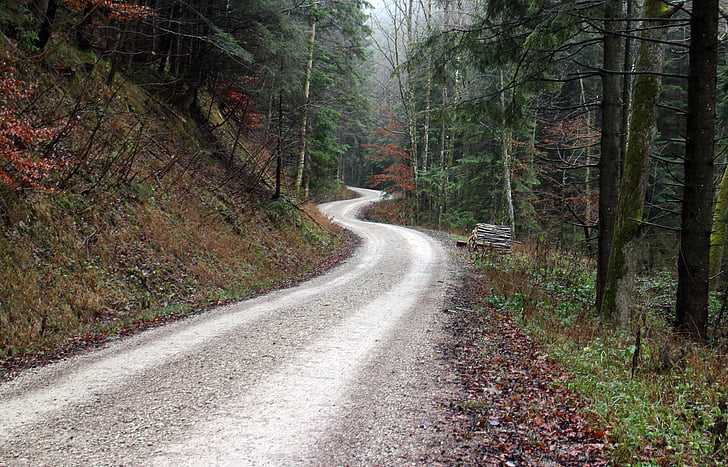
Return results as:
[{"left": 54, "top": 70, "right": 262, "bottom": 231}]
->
[{"left": 0, "top": 187, "right": 454, "bottom": 466}]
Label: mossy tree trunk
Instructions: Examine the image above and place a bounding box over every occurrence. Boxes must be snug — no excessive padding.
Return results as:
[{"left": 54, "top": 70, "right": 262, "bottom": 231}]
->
[
  {"left": 601, "top": 0, "right": 673, "bottom": 321},
  {"left": 676, "top": 0, "right": 718, "bottom": 341},
  {"left": 596, "top": 0, "right": 624, "bottom": 309},
  {"left": 709, "top": 164, "right": 728, "bottom": 287},
  {"left": 620, "top": 0, "right": 635, "bottom": 165}
]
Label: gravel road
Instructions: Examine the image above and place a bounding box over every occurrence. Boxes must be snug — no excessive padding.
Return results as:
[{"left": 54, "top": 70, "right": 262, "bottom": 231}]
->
[{"left": 0, "top": 187, "right": 458, "bottom": 466}]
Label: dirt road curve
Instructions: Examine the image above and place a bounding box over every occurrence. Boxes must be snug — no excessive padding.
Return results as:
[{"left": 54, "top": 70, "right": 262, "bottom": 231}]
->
[{"left": 0, "top": 188, "right": 457, "bottom": 466}]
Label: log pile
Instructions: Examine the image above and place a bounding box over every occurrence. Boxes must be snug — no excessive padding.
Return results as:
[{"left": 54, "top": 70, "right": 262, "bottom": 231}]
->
[{"left": 467, "top": 223, "right": 512, "bottom": 252}]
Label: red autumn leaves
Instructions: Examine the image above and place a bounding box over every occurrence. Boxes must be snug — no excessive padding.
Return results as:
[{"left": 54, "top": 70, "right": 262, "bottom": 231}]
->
[
  {"left": 0, "top": 59, "right": 59, "bottom": 189},
  {"left": 224, "top": 88, "right": 264, "bottom": 130},
  {"left": 364, "top": 115, "right": 415, "bottom": 195},
  {"left": 63, "top": 0, "right": 153, "bottom": 21},
  {"left": 443, "top": 296, "right": 608, "bottom": 465}
]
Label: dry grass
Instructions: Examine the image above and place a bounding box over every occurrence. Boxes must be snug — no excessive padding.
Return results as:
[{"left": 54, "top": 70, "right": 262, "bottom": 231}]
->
[{"left": 0, "top": 171, "right": 346, "bottom": 361}]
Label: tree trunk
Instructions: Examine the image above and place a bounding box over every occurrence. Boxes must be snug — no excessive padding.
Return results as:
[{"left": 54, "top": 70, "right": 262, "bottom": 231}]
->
[
  {"left": 75, "top": 6, "right": 92, "bottom": 49},
  {"left": 157, "top": 2, "right": 179, "bottom": 74},
  {"left": 601, "top": 0, "right": 673, "bottom": 321},
  {"left": 106, "top": 22, "right": 127, "bottom": 86},
  {"left": 709, "top": 164, "right": 728, "bottom": 286},
  {"left": 295, "top": 16, "right": 316, "bottom": 196},
  {"left": 405, "top": 0, "right": 418, "bottom": 209},
  {"left": 304, "top": 151, "right": 311, "bottom": 199},
  {"left": 596, "top": 0, "right": 624, "bottom": 309},
  {"left": 422, "top": 0, "right": 432, "bottom": 175},
  {"left": 34, "top": 0, "right": 56, "bottom": 50},
  {"left": 437, "top": 0, "right": 451, "bottom": 228},
  {"left": 172, "top": 5, "right": 183, "bottom": 76},
  {"left": 499, "top": 69, "right": 515, "bottom": 237},
  {"left": 579, "top": 74, "right": 593, "bottom": 244},
  {"left": 676, "top": 0, "right": 718, "bottom": 341},
  {"left": 265, "top": 92, "right": 274, "bottom": 140},
  {"left": 274, "top": 91, "right": 283, "bottom": 200},
  {"left": 438, "top": 85, "right": 448, "bottom": 228},
  {"left": 620, "top": 0, "right": 635, "bottom": 164}
]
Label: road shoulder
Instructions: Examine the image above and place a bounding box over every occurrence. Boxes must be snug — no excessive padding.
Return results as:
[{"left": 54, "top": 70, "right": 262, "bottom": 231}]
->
[{"left": 432, "top": 238, "right": 608, "bottom": 465}]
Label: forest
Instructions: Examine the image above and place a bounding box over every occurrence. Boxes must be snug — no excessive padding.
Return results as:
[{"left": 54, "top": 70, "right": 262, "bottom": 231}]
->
[
  {"left": 363, "top": 0, "right": 723, "bottom": 341},
  {"left": 362, "top": 0, "right": 728, "bottom": 462},
  {"left": 1, "top": 0, "right": 727, "bottom": 464}
]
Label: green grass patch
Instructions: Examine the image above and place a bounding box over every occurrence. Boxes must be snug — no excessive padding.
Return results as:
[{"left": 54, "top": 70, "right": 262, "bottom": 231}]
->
[{"left": 475, "top": 245, "right": 728, "bottom": 465}]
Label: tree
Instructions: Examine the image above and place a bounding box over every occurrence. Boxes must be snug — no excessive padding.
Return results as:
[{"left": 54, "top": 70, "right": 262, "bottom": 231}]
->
[
  {"left": 34, "top": 0, "right": 56, "bottom": 50},
  {"left": 596, "top": 0, "right": 624, "bottom": 308},
  {"left": 295, "top": 7, "right": 317, "bottom": 196},
  {"left": 365, "top": 113, "right": 414, "bottom": 196},
  {"left": 0, "top": 0, "right": 370, "bottom": 200},
  {"left": 499, "top": 69, "right": 516, "bottom": 236},
  {"left": 421, "top": 0, "right": 433, "bottom": 177},
  {"left": 601, "top": 0, "right": 677, "bottom": 322},
  {"left": 676, "top": 0, "right": 718, "bottom": 341},
  {"left": 371, "top": 0, "right": 421, "bottom": 204},
  {"left": 307, "top": 107, "right": 347, "bottom": 194},
  {"left": 710, "top": 165, "right": 728, "bottom": 286}
]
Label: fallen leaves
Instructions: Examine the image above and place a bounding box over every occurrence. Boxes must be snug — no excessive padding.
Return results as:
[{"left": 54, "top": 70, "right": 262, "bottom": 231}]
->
[{"left": 438, "top": 272, "right": 608, "bottom": 465}]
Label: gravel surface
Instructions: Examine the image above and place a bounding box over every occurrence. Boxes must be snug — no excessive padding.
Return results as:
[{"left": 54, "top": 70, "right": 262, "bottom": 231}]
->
[{"left": 0, "top": 187, "right": 459, "bottom": 466}]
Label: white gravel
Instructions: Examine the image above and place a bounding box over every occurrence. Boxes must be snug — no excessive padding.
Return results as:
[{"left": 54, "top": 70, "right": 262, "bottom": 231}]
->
[{"left": 0, "top": 187, "right": 458, "bottom": 466}]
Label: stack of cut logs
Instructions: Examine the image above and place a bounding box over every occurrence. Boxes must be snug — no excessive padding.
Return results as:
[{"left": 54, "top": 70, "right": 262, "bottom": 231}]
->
[{"left": 466, "top": 223, "right": 513, "bottom": 252}]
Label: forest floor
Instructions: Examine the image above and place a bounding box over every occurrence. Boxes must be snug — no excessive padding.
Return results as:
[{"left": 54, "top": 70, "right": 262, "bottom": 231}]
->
[
  {"left": 435, "top": 253, "right": 608, "bottom": 465},
  {"left": 473, "top": 244, "right": 728, "bottom": 465},
  {"left": 0, "top": 204, "right": 357, "bottom": 382},
  {"left": 0, "top": 209, "right": 359, "bottom": 382}
]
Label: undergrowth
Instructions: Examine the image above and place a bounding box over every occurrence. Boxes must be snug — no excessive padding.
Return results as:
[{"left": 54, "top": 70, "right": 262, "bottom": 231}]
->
[
  {"left": 0, "top": 28, "right": 348, "bottom": 369},
  {"left": 364, "top": 197, "right": 470, "bottom": 236},
  {"left": 363, "top": 197, "right": 415, "bottom": 225},
  {"left": 475, "top": 243, "right": 728, "bottom": 465},
  {"left": 310, "top": 181, "right": 359, "bottom": 203}
]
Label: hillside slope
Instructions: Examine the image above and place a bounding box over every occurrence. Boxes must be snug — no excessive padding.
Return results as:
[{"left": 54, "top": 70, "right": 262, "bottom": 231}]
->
[{"left": 0, "top": 31, "right": 350, "bottom": 375}]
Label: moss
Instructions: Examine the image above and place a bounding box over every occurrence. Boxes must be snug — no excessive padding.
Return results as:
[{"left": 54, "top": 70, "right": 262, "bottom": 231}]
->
[
  {"left": 709, "top": 164, "right": 728, "bottom": 285},
  {"left": 0, "top": 2, "right": 37, "bottom": 50},
  {"left": 601, "top": 0, "right": 671, "bottom": 321},
  {"left": 46, "top": 40, "right": 98, "bottom": 69}
]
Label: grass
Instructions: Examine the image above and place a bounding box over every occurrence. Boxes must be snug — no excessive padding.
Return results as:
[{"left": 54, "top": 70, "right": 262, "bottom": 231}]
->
[
  {"left": 0, "top": 181, "right": 347, "bottom": 363},
  {"left": 474, "top": 243, "right": 728, "bottom": 465}
]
